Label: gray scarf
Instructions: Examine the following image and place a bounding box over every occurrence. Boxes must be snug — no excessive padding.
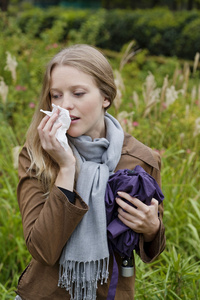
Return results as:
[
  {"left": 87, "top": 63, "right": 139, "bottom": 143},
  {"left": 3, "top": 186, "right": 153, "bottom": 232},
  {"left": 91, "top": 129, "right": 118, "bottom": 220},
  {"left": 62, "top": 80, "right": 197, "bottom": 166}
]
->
[{"left": 58, "top": 113, "right": 124, "bottom": 300}]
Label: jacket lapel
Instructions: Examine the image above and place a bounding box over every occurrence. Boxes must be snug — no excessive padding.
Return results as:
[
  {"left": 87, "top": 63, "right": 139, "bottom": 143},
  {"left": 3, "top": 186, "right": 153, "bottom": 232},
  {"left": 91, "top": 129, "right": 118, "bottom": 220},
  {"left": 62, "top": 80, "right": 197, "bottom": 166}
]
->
[{"left": 122, "top": 132, "right": 159, "bottom": 170}]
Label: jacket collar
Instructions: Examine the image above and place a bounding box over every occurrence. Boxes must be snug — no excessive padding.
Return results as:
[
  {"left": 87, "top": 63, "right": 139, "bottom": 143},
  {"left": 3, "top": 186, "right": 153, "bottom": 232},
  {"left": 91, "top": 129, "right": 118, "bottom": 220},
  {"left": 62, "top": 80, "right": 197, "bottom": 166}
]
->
[{"left": 122, "top": 132, "right": 159, "bottom": 170}]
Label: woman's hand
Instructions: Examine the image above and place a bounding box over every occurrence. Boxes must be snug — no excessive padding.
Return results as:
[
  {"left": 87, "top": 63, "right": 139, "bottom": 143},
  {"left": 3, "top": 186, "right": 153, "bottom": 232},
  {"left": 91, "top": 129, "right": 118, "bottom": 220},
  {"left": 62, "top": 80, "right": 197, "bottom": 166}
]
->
[
  {"left": 38, "top": 109, "right": 75, "bottom": 168},
  {"left": 116, "top": 191, "right": 160, "bottom": 242},
  {"left": 37, "top": 109, "right": 76, "bottom": 191}
]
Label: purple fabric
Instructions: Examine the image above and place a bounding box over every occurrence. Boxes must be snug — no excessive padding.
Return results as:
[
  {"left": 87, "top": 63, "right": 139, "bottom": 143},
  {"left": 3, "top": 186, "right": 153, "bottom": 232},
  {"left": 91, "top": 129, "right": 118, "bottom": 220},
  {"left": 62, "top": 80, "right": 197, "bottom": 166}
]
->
[
  {"left": 105, "top": 165, "right": 164, "bottom": 258},
  {"left": 105, "top": 165, "right": 164, "bottom": 300},
  {"left": 106, "top": 243, "right": 119, "bottom": 300}
]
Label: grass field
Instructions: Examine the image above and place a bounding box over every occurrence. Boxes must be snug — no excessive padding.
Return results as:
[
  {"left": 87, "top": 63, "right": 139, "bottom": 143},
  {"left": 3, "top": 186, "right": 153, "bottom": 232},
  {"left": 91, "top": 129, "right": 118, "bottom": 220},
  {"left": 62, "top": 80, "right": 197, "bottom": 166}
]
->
[{"left": 0, "top": 30, "right": 200, "bottom": 299}]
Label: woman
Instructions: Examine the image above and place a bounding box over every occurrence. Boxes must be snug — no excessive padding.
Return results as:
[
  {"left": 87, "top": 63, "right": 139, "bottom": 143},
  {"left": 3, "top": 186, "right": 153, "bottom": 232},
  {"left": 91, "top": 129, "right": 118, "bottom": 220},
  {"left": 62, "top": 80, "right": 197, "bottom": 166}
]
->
[{"left": 15, "top": 44, "right": 165, "bottom": 300}]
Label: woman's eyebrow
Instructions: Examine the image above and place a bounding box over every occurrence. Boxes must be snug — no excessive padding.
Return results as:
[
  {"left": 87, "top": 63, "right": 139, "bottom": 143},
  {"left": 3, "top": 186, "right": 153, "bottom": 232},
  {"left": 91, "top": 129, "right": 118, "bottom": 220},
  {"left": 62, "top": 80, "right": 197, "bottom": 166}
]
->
[{"left": 50, "top": 84, "right": 90, "bottom": 90}]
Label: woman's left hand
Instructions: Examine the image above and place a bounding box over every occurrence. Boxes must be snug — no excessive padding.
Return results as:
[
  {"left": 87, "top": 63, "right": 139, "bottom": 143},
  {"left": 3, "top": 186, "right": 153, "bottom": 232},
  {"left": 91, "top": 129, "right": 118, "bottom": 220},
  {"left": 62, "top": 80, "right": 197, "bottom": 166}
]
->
[{"left": 116, "top": 191, "right": 160, "bottom": 242}]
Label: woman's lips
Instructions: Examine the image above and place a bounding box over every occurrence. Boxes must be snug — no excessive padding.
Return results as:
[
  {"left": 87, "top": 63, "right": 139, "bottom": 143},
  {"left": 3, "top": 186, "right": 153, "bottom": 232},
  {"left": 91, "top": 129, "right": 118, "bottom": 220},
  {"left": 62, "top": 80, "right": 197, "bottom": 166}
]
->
[{"left": 70, "top": 116, "right": 80, "bottom": 123}]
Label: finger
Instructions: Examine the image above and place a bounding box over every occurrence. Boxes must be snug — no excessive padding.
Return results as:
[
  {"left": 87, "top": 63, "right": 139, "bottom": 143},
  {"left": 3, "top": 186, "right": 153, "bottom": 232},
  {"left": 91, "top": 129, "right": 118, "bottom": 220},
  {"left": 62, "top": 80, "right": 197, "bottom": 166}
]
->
[
  {"left": 38, "top": 116, "right": 50, "bottom": 146},
  {"left": 38, "top": 118, "right": 62, "bottom": 150},
  {"left": 151, "top": 198, "right": 159, "bottom": 206},
  {"left": 43, "top": 110, "right": 60, "bottom": 132},
  {"left": 48, "top": 122, "right": 62, "bottom": 139},
  {"left": 37, "top": 115, "right": 50, "bottom": 131},
  {"left": 41, "top": 123, "right": 62, "bottom": 150},
  {"left": 117, "top": 191, "right": 146, "bottom": 210},
  {"left": 118, "top": 206, "right": 136, "bottom": 223},
  {"left": 116, "top": 197, "right": 138, "bottom": 216},
  {"left": 117, "top": 211, "right": 141, "bottom": 232}
]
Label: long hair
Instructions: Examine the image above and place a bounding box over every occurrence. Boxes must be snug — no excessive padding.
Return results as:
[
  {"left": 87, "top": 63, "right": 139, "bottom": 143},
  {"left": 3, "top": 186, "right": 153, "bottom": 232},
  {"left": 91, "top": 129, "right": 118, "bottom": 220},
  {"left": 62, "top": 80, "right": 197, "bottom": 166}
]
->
[{"left": 26, "top": 44, "right": 117, "bottom": 192}]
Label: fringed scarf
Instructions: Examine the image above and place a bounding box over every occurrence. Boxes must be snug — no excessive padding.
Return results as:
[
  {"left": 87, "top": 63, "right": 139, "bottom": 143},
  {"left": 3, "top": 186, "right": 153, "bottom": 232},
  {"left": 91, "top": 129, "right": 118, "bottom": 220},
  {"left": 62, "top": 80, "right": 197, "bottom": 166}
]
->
[{"left": 58, "top": 113, "right": 124, "bottom": 300}]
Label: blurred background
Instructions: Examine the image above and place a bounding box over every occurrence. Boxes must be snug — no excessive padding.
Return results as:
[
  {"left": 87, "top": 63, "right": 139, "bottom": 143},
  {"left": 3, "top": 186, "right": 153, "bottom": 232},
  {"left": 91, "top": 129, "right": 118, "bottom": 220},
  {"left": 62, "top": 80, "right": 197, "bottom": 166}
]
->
[
  {"left": 0, "top": 1, "right": 200, "bottom": 299},
  {"left": 2, "top": 0, "right": 200, "bottom": 11}
]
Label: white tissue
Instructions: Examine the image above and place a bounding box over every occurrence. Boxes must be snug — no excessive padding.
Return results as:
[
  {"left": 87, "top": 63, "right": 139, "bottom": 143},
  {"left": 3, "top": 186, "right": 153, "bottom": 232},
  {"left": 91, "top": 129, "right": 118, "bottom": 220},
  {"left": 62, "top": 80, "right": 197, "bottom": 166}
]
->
[{"left": 40, "top": 104, "right": 71, "bottom": 151}]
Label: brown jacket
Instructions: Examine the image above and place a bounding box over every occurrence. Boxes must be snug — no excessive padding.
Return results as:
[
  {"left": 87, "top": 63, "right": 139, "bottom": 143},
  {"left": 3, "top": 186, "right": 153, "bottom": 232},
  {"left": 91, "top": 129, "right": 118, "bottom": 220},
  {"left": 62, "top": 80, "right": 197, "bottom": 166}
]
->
[{"left": 16, "top": 132, "right": 165, "bottom": 300}]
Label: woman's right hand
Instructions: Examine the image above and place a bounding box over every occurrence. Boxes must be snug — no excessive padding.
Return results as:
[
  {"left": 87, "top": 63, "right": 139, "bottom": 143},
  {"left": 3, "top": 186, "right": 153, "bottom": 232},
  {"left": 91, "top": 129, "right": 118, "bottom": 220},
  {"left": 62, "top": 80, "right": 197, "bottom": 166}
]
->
[{"left": 37, "top": 109, "right": 76, "bottom": 190}]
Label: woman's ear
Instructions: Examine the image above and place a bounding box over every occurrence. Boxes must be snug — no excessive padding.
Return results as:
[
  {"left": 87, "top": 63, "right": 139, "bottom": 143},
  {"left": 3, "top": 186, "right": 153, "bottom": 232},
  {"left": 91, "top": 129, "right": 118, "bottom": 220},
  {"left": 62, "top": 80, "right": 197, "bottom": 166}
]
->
[{"left": 102, "top": 98, "right": 110, "bottom": 109}]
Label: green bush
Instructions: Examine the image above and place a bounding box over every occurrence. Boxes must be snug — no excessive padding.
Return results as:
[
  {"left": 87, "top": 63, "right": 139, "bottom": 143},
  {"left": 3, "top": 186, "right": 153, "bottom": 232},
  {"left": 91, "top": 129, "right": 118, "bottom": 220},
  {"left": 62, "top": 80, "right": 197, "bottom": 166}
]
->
[
  {"left": 16, "top": 7, "right": 89, "bottom": 40},
  {"left": 69, "top": 9, "right": 109, "bottom": 46},
  {"left": 177, "top": 18, "right": 200, "bottom": 59},
  {"left": 99, "top": 10, "right": 140, "bottom": 51},
  {"left": 16, "top": 8, "right": 47, "bottom": 37},
  {"left": 3, "top": 6, "right": 200, "bottom": 59},
  {"left": 131, "top": 9, "right": 179, "bottom": 56}
]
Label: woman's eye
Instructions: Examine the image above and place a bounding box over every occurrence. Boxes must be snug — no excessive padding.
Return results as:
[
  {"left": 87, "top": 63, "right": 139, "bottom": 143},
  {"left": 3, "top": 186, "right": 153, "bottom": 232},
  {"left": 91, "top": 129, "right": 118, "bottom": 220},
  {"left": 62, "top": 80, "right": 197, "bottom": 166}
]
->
[
  {"left": 74, "top": 92, "right": 85, "bottom": 97},
  {"left": 51, "top": 94, "right": 61, "bottom": 99}
]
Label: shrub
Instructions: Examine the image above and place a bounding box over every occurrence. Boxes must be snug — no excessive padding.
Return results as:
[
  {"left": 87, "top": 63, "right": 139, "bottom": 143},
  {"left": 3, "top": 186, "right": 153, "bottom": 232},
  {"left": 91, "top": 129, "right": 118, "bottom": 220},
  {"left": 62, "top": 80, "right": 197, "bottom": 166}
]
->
[
  {"left": 68, "top": 9, "right": 109, "bottom": 46},
  {"left": 100, "top": 10, "right": 141, "bottom": 51},
  {"left": 177, "top": 18, "right": 200, "bottom": 59},
  {"left": 3, "top": 6, "right": 200, "bottom": 59}
]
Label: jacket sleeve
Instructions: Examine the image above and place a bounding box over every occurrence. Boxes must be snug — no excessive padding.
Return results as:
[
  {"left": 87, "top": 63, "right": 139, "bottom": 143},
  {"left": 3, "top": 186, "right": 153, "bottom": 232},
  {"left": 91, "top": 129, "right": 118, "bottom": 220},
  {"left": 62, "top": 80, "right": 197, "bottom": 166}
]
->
[
  {"left": 17, "top": 146, "right": 88, "bottom": 266},
  {"left": 137, "top": 150, "right": 166, "bottom": 263}
]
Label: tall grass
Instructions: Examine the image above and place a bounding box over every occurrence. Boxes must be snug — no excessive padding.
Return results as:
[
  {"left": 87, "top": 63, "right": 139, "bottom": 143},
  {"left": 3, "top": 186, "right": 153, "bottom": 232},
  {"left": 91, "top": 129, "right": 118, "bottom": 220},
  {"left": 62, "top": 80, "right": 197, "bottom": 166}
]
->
[
  {"left": 113, "top": 44, "right": 200, "bottom": 299},
  {"left": 134, "top": 148, "right": 200, "bottom": 299},
  {"left": 0, "top": 31, "right": 200, "bottom": 299},
  {"left": 0, "top": 123, "right": 31, "bottom": 299}
]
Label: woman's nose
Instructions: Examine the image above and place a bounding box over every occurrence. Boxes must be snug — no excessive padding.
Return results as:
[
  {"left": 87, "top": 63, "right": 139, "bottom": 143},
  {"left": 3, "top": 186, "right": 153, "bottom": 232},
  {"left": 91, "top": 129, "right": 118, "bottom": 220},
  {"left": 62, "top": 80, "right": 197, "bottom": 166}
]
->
[{"left": 63, "top": 95, "right": 74, "bottom": 110}]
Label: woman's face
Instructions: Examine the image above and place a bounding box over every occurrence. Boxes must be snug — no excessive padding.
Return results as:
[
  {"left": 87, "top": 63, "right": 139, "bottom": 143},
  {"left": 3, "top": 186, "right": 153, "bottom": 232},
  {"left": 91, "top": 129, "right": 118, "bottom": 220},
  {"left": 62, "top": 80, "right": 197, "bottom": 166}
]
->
[{"left": 50, "top": 65, "right": 110, "bottom": 140}]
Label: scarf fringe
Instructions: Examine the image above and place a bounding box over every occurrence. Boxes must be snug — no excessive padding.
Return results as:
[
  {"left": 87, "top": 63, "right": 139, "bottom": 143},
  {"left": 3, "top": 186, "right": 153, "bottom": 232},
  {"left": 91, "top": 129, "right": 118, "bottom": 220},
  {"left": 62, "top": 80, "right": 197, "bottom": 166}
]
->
[{"left": 58, "top": 257, "right": 109, "bottom": 300}]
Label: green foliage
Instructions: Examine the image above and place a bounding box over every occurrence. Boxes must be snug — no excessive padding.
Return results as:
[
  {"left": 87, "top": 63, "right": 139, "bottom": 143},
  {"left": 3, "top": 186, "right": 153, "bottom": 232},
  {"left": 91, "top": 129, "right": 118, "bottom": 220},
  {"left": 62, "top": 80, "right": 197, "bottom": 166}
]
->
[
  {"left": 100, "top": 9, "right": 141, "bottom": 51},
  {"left": 177, "top": 18, "right": 200, "bottom": 59},
  {"left": 15, "top": 7, "right": 89, "bottom": 41},
  {"left": 17, "top": 7, "right": 47, "bottom": 37},
  {"left": 2, "top": 6, "right": 200, "bottom": 59},
  {"left": 0, "top": 123, "right": 31, "bottom": 299},
  {"left": 132, "top": 9, "right": 179, "bottom": 57},
  {"left": 69, "top": 9, "right": 109, "bottom": 46}
]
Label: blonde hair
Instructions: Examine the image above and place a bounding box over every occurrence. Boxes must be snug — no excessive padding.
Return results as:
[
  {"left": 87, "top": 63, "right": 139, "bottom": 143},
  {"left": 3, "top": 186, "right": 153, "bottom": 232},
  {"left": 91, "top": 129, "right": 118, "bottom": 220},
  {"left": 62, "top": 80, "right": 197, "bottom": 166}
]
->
[{"left": 26, "top": 44, "right": 117, "bottom": 192}]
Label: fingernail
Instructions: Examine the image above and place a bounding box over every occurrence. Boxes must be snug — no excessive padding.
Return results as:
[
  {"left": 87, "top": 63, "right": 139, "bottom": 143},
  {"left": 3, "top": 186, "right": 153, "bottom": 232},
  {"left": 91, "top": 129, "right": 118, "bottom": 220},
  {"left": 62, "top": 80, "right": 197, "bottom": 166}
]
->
[{"left": 117, "top": 191, "right": 122, "bottom": 196}]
